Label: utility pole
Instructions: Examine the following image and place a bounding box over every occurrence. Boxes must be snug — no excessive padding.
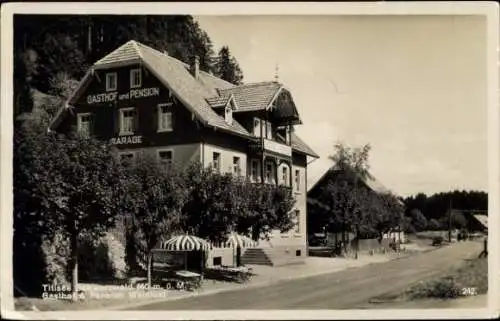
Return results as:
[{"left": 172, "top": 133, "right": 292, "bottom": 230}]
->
[{"left": 448, "top": 197, "right": 453, "bottom": 243}]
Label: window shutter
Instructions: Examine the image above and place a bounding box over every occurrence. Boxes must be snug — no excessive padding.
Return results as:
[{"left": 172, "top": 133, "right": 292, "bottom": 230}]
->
[
  {"left": 113, "top": 108, "right": 120, "bottom": 136},
  {"left": 90, "top": 114, "right": 96, "bottom": 136},
  {"left": 153, "top": 106, "right": 158, "bottom": 132},
  {"left": 134, "top": 109, "right": 139, "bottom": 133}
]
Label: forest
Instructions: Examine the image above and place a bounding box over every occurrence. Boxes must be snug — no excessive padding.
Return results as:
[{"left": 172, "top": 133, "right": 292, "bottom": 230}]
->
[
  {"left": 14, "top": 15, "right": 244, "bottom": 119},
  {"left": 402, "top": 190, "right": 488, "bottom": 232}
]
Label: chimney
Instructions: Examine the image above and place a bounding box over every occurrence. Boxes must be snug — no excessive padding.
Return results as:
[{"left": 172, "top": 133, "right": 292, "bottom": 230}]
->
[{"left": 190, "top": 55, "right": 200, "bottom": 79}]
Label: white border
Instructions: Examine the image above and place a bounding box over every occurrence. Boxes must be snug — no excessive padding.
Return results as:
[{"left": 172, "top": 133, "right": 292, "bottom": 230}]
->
[{"left": 1, "top": 1, "right": 499, "bottom": 320}]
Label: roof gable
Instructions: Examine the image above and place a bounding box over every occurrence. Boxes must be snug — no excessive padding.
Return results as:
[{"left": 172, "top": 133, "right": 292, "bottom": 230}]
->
[
  {"left": 218, "top": 82, "right": 281, "bottom": 112},
  {"left": 308, "top": 165, "right": 392, "bottom": 196},
  {"left": 94, "top": 40, "right": 143, "bottom": 68}
]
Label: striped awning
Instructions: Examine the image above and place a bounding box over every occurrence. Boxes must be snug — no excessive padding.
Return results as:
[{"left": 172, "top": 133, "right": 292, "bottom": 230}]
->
[
  {"left": 159, "top": 235, "right": 212, "bottom": 251},
  {"left": 216, "top": 233, "right": 258, "bottom": 248}
]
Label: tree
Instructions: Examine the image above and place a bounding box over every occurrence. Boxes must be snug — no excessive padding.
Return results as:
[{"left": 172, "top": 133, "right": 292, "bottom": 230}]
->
[
  {"left": 428, "top": 218, "right": 441, "bottom": 231},
  {"left": 214, "top": 46, "right": 244, "bottom": 85},
  {"left": 239, "top": 183, "right": 296, "bottom": 241},
  {"left": 320, "top": 142, "right": 372, "bottom": 256},
  {"left": 408, "top": 208, "right": 428, "bottom": 232},
  {"left": 182, "top": 163, "right": 247, "bottom": 243},
  {"left": 451, "top": 211, "right": 468, "bottom": 230},
  {"left": 14, "top": 117, "right": 126, "bottom": 299},
  {"left": 124, "top": 156, "right": 187, "bottom": 287},
  {"left": 182, "top": 163, "right": 295, "bottom": 244}
]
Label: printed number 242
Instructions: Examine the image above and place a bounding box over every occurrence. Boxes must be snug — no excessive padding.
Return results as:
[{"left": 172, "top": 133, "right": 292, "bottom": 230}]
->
[{"left": 462, "top": 287, "right": 477, "bottom": 296}]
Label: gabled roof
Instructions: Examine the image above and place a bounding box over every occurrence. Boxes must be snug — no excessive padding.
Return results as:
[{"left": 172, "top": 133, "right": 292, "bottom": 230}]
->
[
  {"left": 308, "top": 165, "right": 392, "bottom": 195},
  {"left": 472, "top": 214, "right": 488, "bottom": 229},
  {"left": 291, "top": 132, "right": 319, "bottom": 158},
  {"left": 307, "top": 166, "right": 403, "bottom": 209},
  {"left": 206, "top": 94, "right": 239, "bottom": 110},
  {"left": 217, "top": 82, "right": 282, "bottom": 112},
  {"left": 49, "top": 40, "right": 318, "bottom": 158}
]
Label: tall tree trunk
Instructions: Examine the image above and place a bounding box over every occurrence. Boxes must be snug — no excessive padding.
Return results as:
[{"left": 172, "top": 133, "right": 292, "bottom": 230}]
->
[
  {"left": 70, "top": 232, "right": 79, "bottom": 301},
  {"left": 147, "top": 251, "right": 152, "bottom": 288}
]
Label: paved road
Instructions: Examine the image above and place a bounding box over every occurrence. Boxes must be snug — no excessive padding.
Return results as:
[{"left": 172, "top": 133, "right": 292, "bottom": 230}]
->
[{"left": 130, "top": 241, "right": 481, "bottom": 310}]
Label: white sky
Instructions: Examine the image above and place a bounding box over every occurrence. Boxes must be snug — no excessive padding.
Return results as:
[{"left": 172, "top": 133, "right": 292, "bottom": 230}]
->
[{"left": 195, "top": 15, "right": 488, "bottom": 197}]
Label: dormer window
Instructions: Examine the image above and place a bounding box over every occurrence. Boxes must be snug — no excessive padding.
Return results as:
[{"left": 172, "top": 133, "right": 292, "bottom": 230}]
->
[
  {"left": 106, "top": 72, "right": 117, "bottom": 92},
  {"left": 253, "top": 118, "right": 261, "bottom": 137},
  {"left": 265, "top": 121, "right": 273, "bottom": 139},
  {"left": 130, "top": 69, "right": 141, "bottom": 88},
  {"left": 225, "top": 106, "right": 233, "bottom": 125}
]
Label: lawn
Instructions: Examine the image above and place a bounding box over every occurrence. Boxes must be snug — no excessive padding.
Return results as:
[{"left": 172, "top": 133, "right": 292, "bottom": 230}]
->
[{"left": 403, "top": 256, "right": 488, "bottom": 300}]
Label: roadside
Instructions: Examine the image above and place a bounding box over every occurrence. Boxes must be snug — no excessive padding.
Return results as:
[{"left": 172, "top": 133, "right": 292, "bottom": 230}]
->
[
  {"left": 130, "top": 240, "right": 480, "bottom": 310},
  {"left": 359, "top": 294, "right": 487, "bottom": 309},
  {"left": 357, "top": 241, "right": 488, "bottom": 309},
  {"left": 14, "top": 246, "right": 418, "bottom": 311}
]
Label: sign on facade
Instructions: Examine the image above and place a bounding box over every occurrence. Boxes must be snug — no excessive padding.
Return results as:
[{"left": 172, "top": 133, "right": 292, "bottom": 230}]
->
[
  {"left": 110, "top": 135, "right": 143, "bottom": 145},
  {"left": 87, "top": 87, "right": 160, "bottom": 105}
]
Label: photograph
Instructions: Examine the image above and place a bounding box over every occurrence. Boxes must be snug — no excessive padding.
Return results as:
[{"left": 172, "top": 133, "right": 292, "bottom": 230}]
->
[{"left": 1, "top": 2, "right": 498, "bottom": 320}]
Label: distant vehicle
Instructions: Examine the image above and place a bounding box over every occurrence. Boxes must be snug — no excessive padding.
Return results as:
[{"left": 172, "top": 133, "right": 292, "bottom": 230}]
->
[
  {"left": 458, "top": 230, "right": 468, "bottom": 241},
  {"left": 308, "top": 233, "right": 327, "bottom": 247},
  {"left": 432, "top": 236, "right": 444, "bottom": 246}
]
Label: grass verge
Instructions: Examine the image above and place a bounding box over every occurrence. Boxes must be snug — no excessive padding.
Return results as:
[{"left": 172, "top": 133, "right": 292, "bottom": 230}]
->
[{"left": 403, "top": 257, "right": 487, "bottom": 300}]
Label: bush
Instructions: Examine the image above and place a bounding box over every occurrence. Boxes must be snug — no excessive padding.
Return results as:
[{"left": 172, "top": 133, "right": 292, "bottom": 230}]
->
[
  {"left": 408, "top": 277, "right": 461, "bottom": 299},
  {"left": 41, "top": 232, "right": 71, "bottom": 286},
  {"left": 405, "top": 258, "right": 487, "bottom": 300},
  {"left": 78, "top": 232, "right": 127, "bottom": 281}
]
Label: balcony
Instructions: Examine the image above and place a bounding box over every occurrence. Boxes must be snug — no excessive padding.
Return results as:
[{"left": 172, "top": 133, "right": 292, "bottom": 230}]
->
[
  {"left": 250, "top": 138, "right": 292, "bottom": 157},
  {"left": 263, "top": 139, "right": 292, "bottom": 157}
]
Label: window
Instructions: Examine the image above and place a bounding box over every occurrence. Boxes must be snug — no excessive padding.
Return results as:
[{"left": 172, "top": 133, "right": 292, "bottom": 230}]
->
[
  {"left": 266, "top": 121, "right": 273, "bottom": 139},
  {"left": 295, "top": 210, "right": 301, "bottom": 233},
  {"left": 158, "top": 103, "right": 173, "bottom": 132},
  {"left": 233, "top": 156, "right": 241, "bottom": 176},
  {"left": 158, "top": 150, "right": 173, "bottom": 171},
  {"left": 253, "top": 118, "right": 261, "bottom": 137},
  {"left": 251, "top": 159, "right": 260, "bottom": 182},
  {"left": 265, "top": 162, "right": 275, "bottom": 184},
  {"left": 106, "top": 72, "right": 117, "bottom": 92},
  {"left": 130, "top": 69, "right": 142, "bottom": 88},
  {"left": 213, "top": 257, "right": 222, "bottom": 266},
  {"left": 282, "top": 166, "right": 289, "bottom": 186},
  {"left": 77, "top": 113, "right": 93, "bottom": 137},
  {"left": 119, "top": 152, "right": 136, "bottom": 167},
  {"left": 295, "top": 169, "right": 300, "bottom": 192},
  {"left": 212, "top": 152, "right": 221, "bottom": 172},
  {"left": 225, "top": 106, "right": 233, "bottom": 125},
  {"left": 120, "top": 108, "right": 137, "bottom": 135}
]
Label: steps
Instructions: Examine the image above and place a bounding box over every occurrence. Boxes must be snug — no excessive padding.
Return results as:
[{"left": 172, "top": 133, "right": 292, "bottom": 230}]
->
[
  {"left": 242, "top": 247, "right": 306, "bottom": 267},
  {"left": 242, "top": 248, "right": 273, "bottom": 266}
]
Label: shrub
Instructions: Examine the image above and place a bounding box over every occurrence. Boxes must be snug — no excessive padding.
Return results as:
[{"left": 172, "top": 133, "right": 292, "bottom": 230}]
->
[
  {"left": 408, "top": 277, "right": 461, "bottom": 299},
  {"left": 405, "top": 258, "right": 487, "bottom": 300},
  {"left": 41, "top": 232, "right": 71, "bottom": 286},
  {"left": 78, "top": 232, "right": 127, "bottom": 281}
]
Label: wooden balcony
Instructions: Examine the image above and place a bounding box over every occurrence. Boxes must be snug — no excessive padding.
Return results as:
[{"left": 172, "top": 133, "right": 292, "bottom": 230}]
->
[{"left": 250, "top": 138, "right": 292, "bottom": 158}]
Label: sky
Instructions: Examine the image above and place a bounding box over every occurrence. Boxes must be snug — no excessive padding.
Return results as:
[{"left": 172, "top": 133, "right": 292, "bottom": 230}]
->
[{"left": 195, "top": 15, "right": 488, "bottom": 197}]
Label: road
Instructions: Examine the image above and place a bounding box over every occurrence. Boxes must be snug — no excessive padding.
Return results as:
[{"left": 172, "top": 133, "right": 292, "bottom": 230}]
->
[{"left": 130, "top": 241, "right": 481, "bottom": 310}]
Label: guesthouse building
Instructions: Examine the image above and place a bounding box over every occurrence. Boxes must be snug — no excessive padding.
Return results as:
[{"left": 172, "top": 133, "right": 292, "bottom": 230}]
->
[{"left": 49, "top": 40, "right": 319, "bottom": 266}]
